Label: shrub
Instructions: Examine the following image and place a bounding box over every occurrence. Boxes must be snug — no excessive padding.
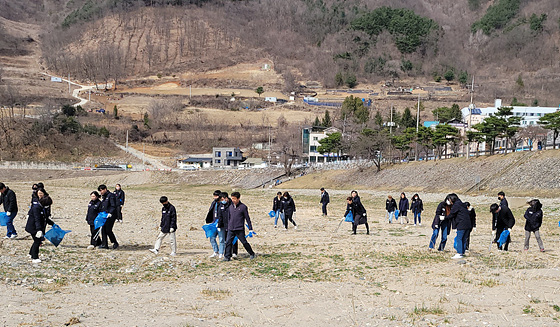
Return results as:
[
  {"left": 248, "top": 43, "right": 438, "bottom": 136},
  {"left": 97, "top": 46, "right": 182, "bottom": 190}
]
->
[{"left": 471, "top": 0, "right": 521, "bottom": 35}]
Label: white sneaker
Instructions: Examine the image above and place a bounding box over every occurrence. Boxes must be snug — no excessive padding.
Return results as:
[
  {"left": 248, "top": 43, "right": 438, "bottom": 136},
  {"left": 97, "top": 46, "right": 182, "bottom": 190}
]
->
[
  {"left": 169, "top": 252, "right": 176, "bottom": 257},
  {"left": 294, "top": 226, "right": 298, "bottom": 230},
  {"left": 9, "top": 234, "right": 17, "bottom": 239},
  {"left": 419, "top": 223, "right": 422, "bottom": 226},
  {"left": 149, "top": 248, "right": 158, "bottom": 255},
  {"left": 209, "top": 252, "right": 218, "bottom": 258},
  {"left": 414, "top": 224, "right": 417, "bottom": 226},
  {"left": 218, "top": 254, "right": 224, "bottom": 259},
  {"left": 232, "top": 253, "right": 238, "bottom": 259},
  {"left": 31, "top": 259, "right": 41, "bottom": 264},
  {"left": 3, "top": 236, "right": 9, "bottom": 239},
  {"left": 274, "top": 225, "right": 277, "bottom": 228},
  {"left": 451, "top": 254, "right": 463, "bottom": 259},
  {"left": 87, "top": 245, "right": 95, "bottom": 250},
  {"left": 284, "top": 228, "right": 288, "bottom": 231}
]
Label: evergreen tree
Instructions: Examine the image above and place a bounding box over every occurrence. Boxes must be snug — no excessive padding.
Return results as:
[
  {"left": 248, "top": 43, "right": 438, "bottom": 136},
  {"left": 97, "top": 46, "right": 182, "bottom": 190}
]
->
[{"left": 322, "top": 110, "right": 332, "bottom": 127}]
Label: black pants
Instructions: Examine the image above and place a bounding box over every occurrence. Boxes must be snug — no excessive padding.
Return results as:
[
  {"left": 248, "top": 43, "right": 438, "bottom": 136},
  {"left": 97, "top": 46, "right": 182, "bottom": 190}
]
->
[
  {"left": 90, "top": 225, "right": 102, "bottom": 246},
  {"left": 352, "top": 222, "right": 369, "bottom": 234},
  {"left": 494, "top": 227, "right": 511, "bottom": 251},
  {"left": 225, "top": 230, "right": 254, "bottom": 259},
  {"left": 116, "top": 206, "right": 123, "bottom": 221},
  {"left": 29, "top": 234, "right": 42, "bottom": 259},
  {"left": 283, "top": 212, "right": 297, "bottom": 229},
  {"left": 465, "top": 228, "right": 473, "bottom": 250},
  {"left": 101, "top": 216, "right": 118, "bottom": 247},
  {"left": 322, "top": 203, "right": 328, "bottom": 216}
]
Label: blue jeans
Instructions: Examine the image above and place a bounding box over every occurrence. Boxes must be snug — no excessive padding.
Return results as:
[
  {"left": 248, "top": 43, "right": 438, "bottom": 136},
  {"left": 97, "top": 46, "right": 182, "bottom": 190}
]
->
[
  {"left": 429, "top": 221, "right": 449, "bottom": 250},
  {"left": 386, "top": 211, "right": 395, "bottom": 223},
  {"left": 455, "top": 229, "right": 469, "bottom": 255},
  {"left": 209, "top": 234, "right": 219, "bottom": 253},
  {"left": 6, "top": 212, "right": 17, "bottom": 237},
  {"left": 274, "top": 210, "right": 283, "bottom": 225},
  {"left": 218, "top": 228, "right": 227, "bottom": 255},
  {"left": 414, "top": 212, "right": 421, "bottom": 224}
]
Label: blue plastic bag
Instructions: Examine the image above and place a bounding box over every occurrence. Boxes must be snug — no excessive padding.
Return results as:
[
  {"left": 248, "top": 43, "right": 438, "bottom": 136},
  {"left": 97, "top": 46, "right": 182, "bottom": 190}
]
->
[
  {"left": 0, "top": 212, "right": 8, "bottom": 226},
  {"left": 202, "top": 222, "right": 218, "bottom": 238},
  {"left": 268, "top": 210, "right": 276, "bottom": 218},
  {"left": 44, "top": 224, "right": 71, "bottom": 247},
  {"left": 344, "top": 212, "right": 354, "bottom": 222},
  {"left": 94, "top": 212, "right": 109, "bottom": 230},
  {"left": 233, "top": 225, "right": 256, "bottom": 244},
  {"left": 498, "top": 230, "right": 510, "bottom": 247},
  {"left": 395, "top": 209, "right": 400, "bottom": 219}
]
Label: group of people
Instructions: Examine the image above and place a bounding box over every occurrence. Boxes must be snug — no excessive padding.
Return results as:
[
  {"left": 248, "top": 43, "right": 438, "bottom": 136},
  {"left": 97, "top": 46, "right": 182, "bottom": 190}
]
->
[
  {"left": 85, "top": 184, "right": 125, "bottom": 251},
  {"left": 428, "top": 191, "right": 545, "bottom": 259},
  {"left": 385, "top": 193, "right": 424, "bottom": 225},
  {"left": 203, "top": 190, "right": 256, "bottom": 261},
  {"left": 271, "top": 191, "right": 298, "bottom": 230}
]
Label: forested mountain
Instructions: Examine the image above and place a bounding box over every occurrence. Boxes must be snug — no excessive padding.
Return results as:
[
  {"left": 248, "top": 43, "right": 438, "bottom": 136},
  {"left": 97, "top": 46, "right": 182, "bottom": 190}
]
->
[{"left": 2, "top": 0, "right": 560, "bottom": 102}]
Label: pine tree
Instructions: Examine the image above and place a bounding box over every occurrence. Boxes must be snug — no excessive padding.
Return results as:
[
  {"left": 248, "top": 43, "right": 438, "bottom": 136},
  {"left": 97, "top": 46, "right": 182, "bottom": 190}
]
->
[{"left": 322, "top": 110, "right": 332, "bottom": 127}]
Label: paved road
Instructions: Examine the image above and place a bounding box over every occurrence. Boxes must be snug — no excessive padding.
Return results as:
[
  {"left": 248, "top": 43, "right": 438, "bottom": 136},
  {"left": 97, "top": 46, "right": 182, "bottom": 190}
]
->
[
  {"left": 40, "top": 73, "right": 112, "bottom": 107},
  {"left": 112, "top": 141, "right": 174, "bottom": 171}
]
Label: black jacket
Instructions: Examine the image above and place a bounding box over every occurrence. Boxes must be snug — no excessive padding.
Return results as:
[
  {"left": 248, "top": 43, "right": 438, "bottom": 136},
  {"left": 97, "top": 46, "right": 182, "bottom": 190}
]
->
[
  {"left": 320, "top": 191, "right": 330, "bottom": 204},
  {"left": 468, "top": 208, "right": 477, "bottom": 229},
  {"left": 399, "top": 197, "right": 409, "bottom": 214},
  {"left": 273, "top": 196, "right": 282, "bottom": 211},
  {"left": 86, "top": 199, "right": 101, "bottom": 225},
  {"left": 1, "top": 187, "right": 18, "bottom": 214},
  {"left": 500, "top": 197, "right": 509, "bottom": 208},
  {"left": 227, "top": 201, "right": 253, "bottom": 231},
  {"left": 493, "top": 206, "right": 515, "bottom": 231},
  {"left": 281, "top": 197, "right": 296, "bottom": 216},
  {"left": 345, "top": 198, "right": 367, "bottom": 225},
  {"left": 431, "top": 201, "right": 450, "bottom": 232},
  {"left": 447, "top": 199, "right": 471, "bottom": 230},
  {"left": 217, "top": 199, "right": 231, "bottom": 229},
  {"left": 100, "top": 191, "right": 117, "bottom": 216},
  {"left": 25, "top": 202, "right": 45, "bottom": 234},
  {"left": 160, "top": 203, "right": 177, "bottom": 233},
  {"left": 114, "top": 189, "right": 125, "bottom": 206},
  {"left": 524, "top": 207, "right": 542, "bottom": 232},
  {"left": 410, "top": 198, "right": 423, "bottom": 214},
  {"left": 205, "top": 199, "right": 220, "bottom": 224},
  {"left": 386, "top": 198, "right": 397, "bottom": 212}
]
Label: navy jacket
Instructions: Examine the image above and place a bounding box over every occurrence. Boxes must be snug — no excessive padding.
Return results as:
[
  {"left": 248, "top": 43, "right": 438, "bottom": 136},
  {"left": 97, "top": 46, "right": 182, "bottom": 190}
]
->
[
  {"left": 469, "top": 208, "right": 477, "bottom": 229},
  {"left": 25, "top": 202, "right": 45, "bottom": 234},
  {"left": 86, "top": 199, "right": 101, "bottom": 225},
  {"left": 320, "top": 191, "right": 330, "bottom": 204},
  {"left": 114, "top": 189, "right": 125, "bottom": 206},
  {"left": 1, "top": 187, "right": 18, "bottom": 214},
  {"left": 447, "top": 199, "right": 471, "bottom": 230},
  {"left": 524, "top": 207, "right": 542, "bottom": 232},
  {"left": 227, "top": 201, "right": 253, "bottom": 231},
  {"left": 399, "top": 197, "right": 409, "bottom": 214},
  {"left": 160, "top": 203, "right": 177, "bottom": 233},
  {"left": 500, "top": 197, "right": 509, "bottom": 208},
  {"left": 100, "top": 191, "right": 118, "bottom": 216},
  {"left": 273, "top": 196, "right": 282, "bottom": 211},
  {"left": 410, "top": 198, "right": 423, "bottom": 214},
  {"left": 493, "top": 206, "right": 515, "bottom": 231},
  {"left": 386, "top": 198, "right": 397, "bottom": 212},
  {"left": 205, "top": 199, "right": 219, "bottom": 224},
  {"left": 281, "top": 197, "right": 296, "bottom": 216},
  {"left": 217, "top": 199, "right": 231, "bottom": 229}
]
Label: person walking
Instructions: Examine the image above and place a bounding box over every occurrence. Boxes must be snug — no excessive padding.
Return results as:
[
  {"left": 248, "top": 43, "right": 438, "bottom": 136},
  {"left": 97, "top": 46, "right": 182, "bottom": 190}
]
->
[
  {"left": 223, "top": 192, "right": 256, "bottom": 261},
  {"left": 98, "top": 184, "right": 119, "bottom": 249},
  {"left": 272, "top": 192, "right": 282, "bottom": 228},
  {"left": 217, "top": 192, "right": 237, "bottom": 259},
  {"left": 0, "top": 182, "right": 18, "bottom": 239},
  {"left": 114, "top": 184, "right": 125, "bottom": 223},
  {"left": 205, "top": 190, "right": 221, "bottom": 258},
  {"left": 464, "top": 202, "right": 476, "bottom": 251},
  {"left": 385, "top": 195, "right": 397, "bottom": 223},
  {"left": 498, "top": 191, "right": 509, "bottom": 208},
  {"left": 429, "top": 199, "right": 451, "bottom": 251},
  {"left": 25, "top": 195, "right": 48, "bottom": 263},
  {"left": 523, "top": 199, "right": 544, "bottom": 252},
  {"left": 320, "top": 188, "right": 330, "bottom": 217},
  {"left": 149, "top": 196, "right": 177, "bottom": 256},
  {"left": 398, "top": 193, "right": 409, "bottom": 224},
  {"left": 280, "top": 192, "right": 297, "bottom": 230},
  {"left": 445, "top": 194, "right": 471, "bottom": 259},
  {"left": 86, "top": 191, "right": 102, "bottom": 249},
  {"left": 410, "top": 194, "right": 423, "bottom": 226},
  {"left": 490, "top": 203, "right": 515, "bottom": 251},
  {"left": 346, "top": 193, "right": 369, "bottom": 235}
]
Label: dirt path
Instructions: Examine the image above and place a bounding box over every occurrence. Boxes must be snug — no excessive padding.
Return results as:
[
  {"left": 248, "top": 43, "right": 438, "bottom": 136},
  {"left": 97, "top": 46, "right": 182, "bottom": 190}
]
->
[{"left": 1, "top": 178, "right": 559, "bottom": 326}]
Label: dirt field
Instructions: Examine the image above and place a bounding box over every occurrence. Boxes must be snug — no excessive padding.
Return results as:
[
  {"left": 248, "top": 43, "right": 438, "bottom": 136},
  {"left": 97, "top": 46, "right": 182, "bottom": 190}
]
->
[{"left": 1, "top": 171, "right": 560, "bottom": 326}]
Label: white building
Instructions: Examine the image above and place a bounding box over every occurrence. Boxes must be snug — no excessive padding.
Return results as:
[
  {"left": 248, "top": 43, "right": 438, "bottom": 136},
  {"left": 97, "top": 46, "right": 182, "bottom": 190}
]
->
[
  {"left": 462, "top": 99, "right": 559, "bottom": 127},
  {"left": 302, "top": 126, "right": 342, "bottom": 163}
]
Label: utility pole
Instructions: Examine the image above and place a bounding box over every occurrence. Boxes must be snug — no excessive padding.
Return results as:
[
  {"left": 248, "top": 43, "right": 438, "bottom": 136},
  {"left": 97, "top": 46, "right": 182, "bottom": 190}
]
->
[
  {"left": 467, "top": 76, "right": 475, "bottom": 159},
  {"left": 389, "top": 104, "right": 393, "bottom": 164},
  {"left": 126, "top": 130, "right": 129, "bottom": 152},
  {"left": 415, "top": 95, "right": 420, "bottom": 161}
]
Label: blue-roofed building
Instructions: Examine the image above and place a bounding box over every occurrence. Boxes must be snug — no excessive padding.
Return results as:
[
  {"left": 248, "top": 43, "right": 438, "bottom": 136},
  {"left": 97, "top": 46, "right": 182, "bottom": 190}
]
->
[{"left": 423, "top": 121, "right": 440, "bottom": 128}]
